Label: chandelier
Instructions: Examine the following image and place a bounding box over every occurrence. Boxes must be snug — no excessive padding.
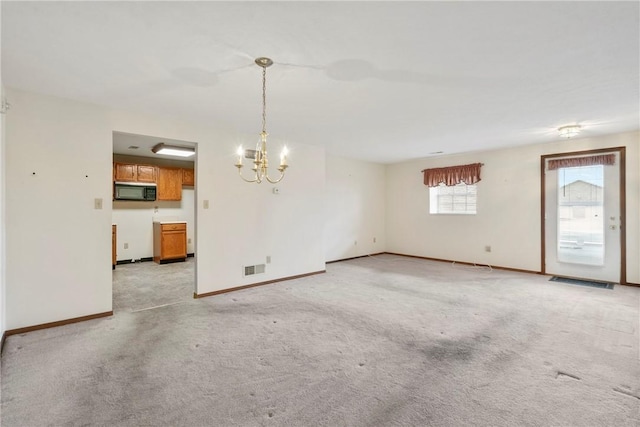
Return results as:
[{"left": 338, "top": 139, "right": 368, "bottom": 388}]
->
[{"left": 235, "top": 57, "right": 289, "bottom": 184}]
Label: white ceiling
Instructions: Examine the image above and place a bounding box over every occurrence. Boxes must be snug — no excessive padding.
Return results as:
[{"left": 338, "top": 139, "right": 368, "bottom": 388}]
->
[
  {"left": 3, "top": 1, "right": 639, "bottom": 163},
  {"left": 112, "top": 132, "right": 196, "bottom": 160}
]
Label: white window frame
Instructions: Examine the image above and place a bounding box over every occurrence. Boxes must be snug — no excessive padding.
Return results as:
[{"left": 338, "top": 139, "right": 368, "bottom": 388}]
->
[{"left": 429, "top": 183, "right": 477, "bottom": 215}]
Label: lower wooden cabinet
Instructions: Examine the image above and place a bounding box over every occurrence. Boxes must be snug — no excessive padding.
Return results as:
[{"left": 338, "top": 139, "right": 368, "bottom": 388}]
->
[{"left": 153, "top": 222, "right": 187, "bottom": 264}]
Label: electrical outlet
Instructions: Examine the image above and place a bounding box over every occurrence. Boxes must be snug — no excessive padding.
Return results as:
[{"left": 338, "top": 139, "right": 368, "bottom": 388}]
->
[
  {"left": 203, "top": 200, "right": 209, "bottom": 209},
  {"left": 124, "top": 243, "right": 129, "bottom": 249},
  {"left": 94, "top": 198, "right": 103, "bottom": 209},
  {"left": 485, "top": 245, "right": 491, "bottom": 253},
  {"left": 188, "top": 238, "right": 192, "bottom": 244},
  {"left": 266, "top": 255, "right": 271, "bottom": 264},
  {"left": 354, "top": 240, "right": 358, "bottom": 245},
  {"left": 373, "top": 237, "right": 377, "bottom": 243}
]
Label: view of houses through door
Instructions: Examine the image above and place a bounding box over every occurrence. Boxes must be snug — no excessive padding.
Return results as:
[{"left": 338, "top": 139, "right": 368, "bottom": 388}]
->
[
  {"left": 111, "top": 132, "right": 197, "bottom": 312},
  {"left": 542, "top": 148, "right": 626, "bottom": 284}
]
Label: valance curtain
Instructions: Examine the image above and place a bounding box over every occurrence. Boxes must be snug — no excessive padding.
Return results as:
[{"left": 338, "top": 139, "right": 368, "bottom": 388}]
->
[
  {"left": 547, "top": 154, "right": 615, "bottom": 170},
  {"left": 422, "top": 163, "right": 482, "bottom": 187}
]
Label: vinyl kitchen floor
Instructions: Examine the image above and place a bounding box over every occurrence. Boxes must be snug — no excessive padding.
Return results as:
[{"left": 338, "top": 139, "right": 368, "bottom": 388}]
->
[{"left": 112, "top": 258, "right": 195, "bottom": 312}]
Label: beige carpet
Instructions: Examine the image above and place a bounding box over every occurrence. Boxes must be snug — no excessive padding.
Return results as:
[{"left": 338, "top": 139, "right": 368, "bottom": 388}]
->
[{"left": 1, "top": 254, "right": 639, "bottom": 426}]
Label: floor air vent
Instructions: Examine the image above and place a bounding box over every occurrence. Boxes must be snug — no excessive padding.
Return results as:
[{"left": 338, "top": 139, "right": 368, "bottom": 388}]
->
[{"left": 244, "top": 264, "right": 266, "bottom": 277}]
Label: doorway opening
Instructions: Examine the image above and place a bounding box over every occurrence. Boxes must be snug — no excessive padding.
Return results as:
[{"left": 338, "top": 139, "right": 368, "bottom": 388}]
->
[
  {"left": 541, "top": 147, "right": 626, "bottom": 284},
  {"left": 111, "top": 131, "right": 198, "bottom": 312}
]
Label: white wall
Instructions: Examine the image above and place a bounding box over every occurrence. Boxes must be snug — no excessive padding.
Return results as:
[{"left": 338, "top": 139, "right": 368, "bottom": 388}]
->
[
  {"left": 195, "top": 134, "right": 325, "bottom": 292},
  {"left": 386, "top": 131, "right": 640, "bottom": 283},
  {"left": 113, "top": 189, "right": 195, "bottom": 261},
  {"left": 0, "top": 93, "right": 5, "bottom": 339},
  {"left": 325, "top": 155, "right": 386, "bottom": 262},
  {"left": 0, "top": 3, "right": 5, "bottom": 339},
  {"left": 6, "top": 90, "right": 113, "bottom": 328},
  {"left": 5, "top": 88, "right": 326, "bottom": 330}
]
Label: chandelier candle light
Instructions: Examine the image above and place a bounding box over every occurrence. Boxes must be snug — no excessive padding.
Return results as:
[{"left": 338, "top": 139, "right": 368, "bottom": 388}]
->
[{"left": 235, "top": 57, "right": 289, "bottom": 184}]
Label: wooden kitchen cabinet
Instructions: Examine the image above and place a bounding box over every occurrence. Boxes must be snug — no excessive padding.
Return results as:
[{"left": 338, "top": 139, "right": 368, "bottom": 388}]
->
[
  {"left": 157, "top": 167, "right": 182, "bottom": 201},
  {"left": 114, "top": 163, "right": 137, "bottom": 182},
  {"left": 182, "top": 168, "right": 195, "bottom": 186},
  {"left": 136, "top": 165, "right": 157, "bottom": 182},
  {"left": 153, "top": 222, "right": 187, "bottom": 264},
  {"left": 114, "top": 163, "right": 157, "bottom": 183}
]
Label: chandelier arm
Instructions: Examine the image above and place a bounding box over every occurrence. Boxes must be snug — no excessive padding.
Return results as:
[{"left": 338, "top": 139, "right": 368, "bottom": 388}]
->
[
  {"left": 265, "top": 171, "right": 285, "bottom": 184},
  {"left": 237, "top": 167, "right": 259, "bottom": 183}
]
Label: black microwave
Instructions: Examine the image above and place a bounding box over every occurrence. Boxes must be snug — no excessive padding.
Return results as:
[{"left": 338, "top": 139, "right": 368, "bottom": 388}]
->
[{"left": 114, "top": 182, "right": 157, "bottom": 201}]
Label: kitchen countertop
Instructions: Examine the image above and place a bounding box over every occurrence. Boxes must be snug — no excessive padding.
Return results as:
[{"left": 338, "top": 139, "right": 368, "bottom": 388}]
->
[{"left": 153, "top": 220, "right": 187, "bottom": 224}]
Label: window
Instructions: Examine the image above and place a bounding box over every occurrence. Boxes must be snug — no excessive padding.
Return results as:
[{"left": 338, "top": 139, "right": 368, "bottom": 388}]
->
[
  {"left": 429, "top": 183, "right": 477, "bottom": 214},
  {"left": 422, "top": 162, "right": 482, "bottom": 214}
]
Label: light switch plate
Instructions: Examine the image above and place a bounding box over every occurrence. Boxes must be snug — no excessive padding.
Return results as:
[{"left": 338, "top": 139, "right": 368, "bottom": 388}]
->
[{"left": 94, "top": 198, "right": 103, "bottom": 209}]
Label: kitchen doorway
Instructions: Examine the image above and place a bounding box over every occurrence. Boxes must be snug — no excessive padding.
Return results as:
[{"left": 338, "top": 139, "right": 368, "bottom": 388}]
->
[
  {"left": 541, "top": 147, "right": 626, "bottom": 284},
  {"left": 111, "top": 131, "right": 197, "bottom": 312}
]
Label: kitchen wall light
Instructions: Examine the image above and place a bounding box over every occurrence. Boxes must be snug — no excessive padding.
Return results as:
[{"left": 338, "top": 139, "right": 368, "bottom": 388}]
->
[{"left": 151, "top": 143, "right": 195, "bottom": 157}]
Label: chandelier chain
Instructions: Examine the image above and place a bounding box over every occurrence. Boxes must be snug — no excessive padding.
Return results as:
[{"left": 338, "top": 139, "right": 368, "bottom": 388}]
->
[{"left": 262, "top": 66, "right": 267, "bottom": 134}]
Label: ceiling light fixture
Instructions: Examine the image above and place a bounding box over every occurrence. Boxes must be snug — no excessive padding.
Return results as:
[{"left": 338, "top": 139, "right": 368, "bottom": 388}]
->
[
  {"left": 558, "top": 125, "right": 581, "bottom": 139},
  {"left": 151, "top": 143, "right": 195, "bottom": 157},
  {"left": 0, "top": 98, "right": 10, "bottom": 114},
  {"left": 235, "top": 57, "right": 288, "bottom": 184}
]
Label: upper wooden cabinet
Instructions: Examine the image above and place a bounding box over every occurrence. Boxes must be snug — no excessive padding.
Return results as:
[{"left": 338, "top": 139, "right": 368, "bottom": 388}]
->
[
  {"left": 114, "top": 163, "right": 157, "bottom": 183},
  {"left": 157, "top": 167, "right": 182, "bottom": 201},
  {"left": 114, "top": 163, "right": 136, "bottom": 182},
  {"left": 113, "top": 162, "right": 193, "bottom": 200},
  {"left": 182, "top": 168, "right": 195, "bottom": 186},
  {"left": 136, "top": 165, "right": 157, "bottom": 183}
]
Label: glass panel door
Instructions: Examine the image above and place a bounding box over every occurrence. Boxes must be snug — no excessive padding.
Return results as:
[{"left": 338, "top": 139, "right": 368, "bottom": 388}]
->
[
  {"left": 556, "top": 165, "right": 604, "bottom": 266},
  {"left": 544, "top": 151, "right": 621, "bottom": 283}
]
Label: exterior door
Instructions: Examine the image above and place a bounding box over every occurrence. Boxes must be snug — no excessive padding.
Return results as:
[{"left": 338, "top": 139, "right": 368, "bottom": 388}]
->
[{"left": 543, "top": 149, "right": 624, "bottom": 283}]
